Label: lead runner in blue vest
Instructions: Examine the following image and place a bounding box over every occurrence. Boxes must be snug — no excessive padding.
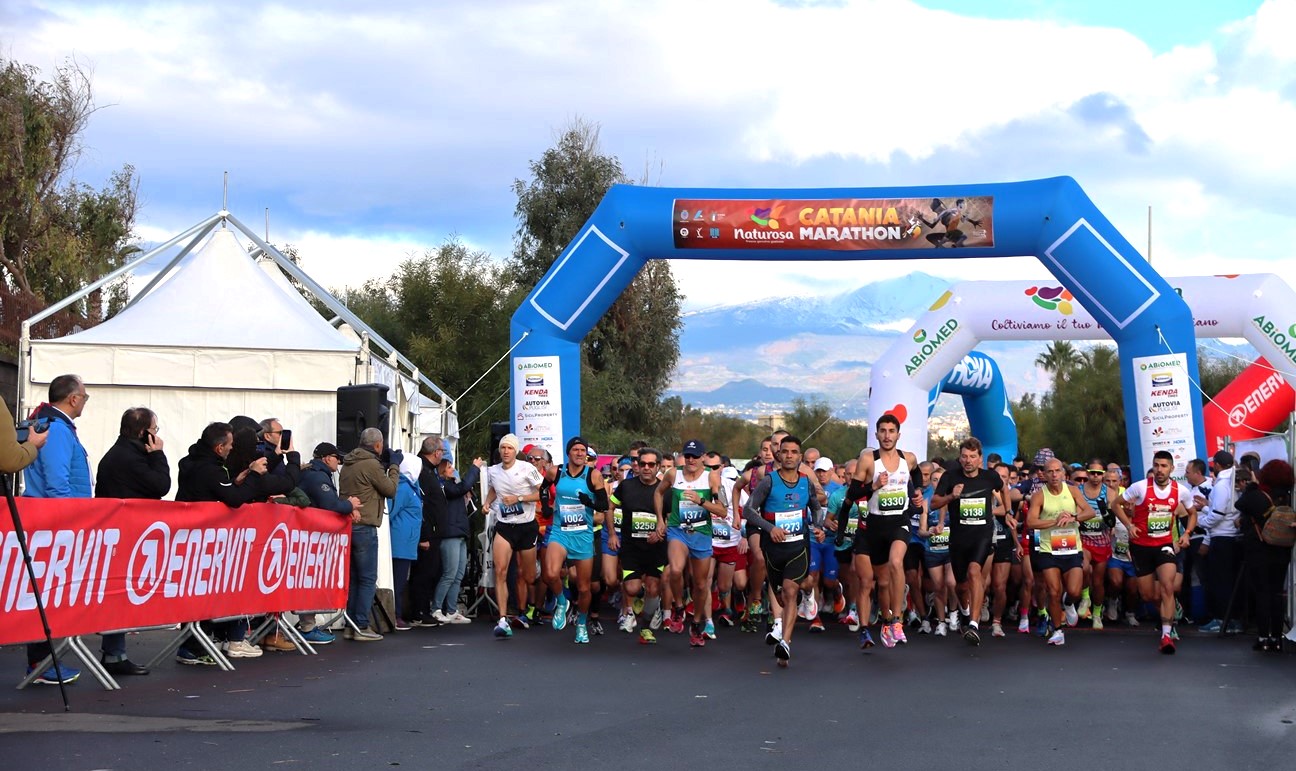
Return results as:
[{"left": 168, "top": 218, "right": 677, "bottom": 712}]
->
[
  {"left": 744, "top": 435, "right": 826, "bottom": 668},
  {"left": 541, "top": 436, "right": 610, "bottom": 644}
]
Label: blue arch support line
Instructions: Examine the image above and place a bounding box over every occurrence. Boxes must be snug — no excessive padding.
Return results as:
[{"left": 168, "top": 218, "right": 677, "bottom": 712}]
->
[
  {"left": 509, "top": 177, "right": 1203, "bottom": 474},
  {"left": 929, "top": 352, "right": 1017, "bottom": 464}
]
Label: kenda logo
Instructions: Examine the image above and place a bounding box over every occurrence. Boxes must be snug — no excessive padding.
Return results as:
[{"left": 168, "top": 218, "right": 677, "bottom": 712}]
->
[
  {"left": 905, "top": 319, "right": 960, "bottom": 376},
  {"left": 1252, "top": 316, "right": 1296, "bottom": 367}
]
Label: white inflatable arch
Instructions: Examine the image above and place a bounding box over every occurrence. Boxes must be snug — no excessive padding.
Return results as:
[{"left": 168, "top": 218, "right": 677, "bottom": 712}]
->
[{"left": 869, "top": 274, "right": 1296, "bottom": 473}]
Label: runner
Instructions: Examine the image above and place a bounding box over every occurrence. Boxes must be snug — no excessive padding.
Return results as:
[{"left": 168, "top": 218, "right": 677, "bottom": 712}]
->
[
  {"left": 744, "top": 435, "right": 826, "bottom": 667},
  {"left": 904, "top": 462, "right": 934, "bottom": 633},
  {"left": 987, "top": 463, "right": 1023, "bottom": 637},
  {"left": 825, "top": 459, "right": 863, "bottom": 632},
  {"left": 804, "top": 457, "right": 844, "bottom": 633},
  {"left": 1111, "top": 450, "right": 1195, "bottom": 654},
  {"left": 541, "top": 437, "right": 609, "bottom": 644},
  {"left": 1025, "top": 458, "right": 1099, "bottom": 646},
  {"left": 916, "top": 483, "right": 954, "bottom": 636},
  {"left": 733, "top": 437, "right": 776, "bottom": 632},
  {"left": 1078, "top": 459, "right": 1115, "bottom": 630},
  {"left": 608, "top": 447, "right": 669, "bottom": 645},
  {"left": 711, "top": 455, "right": 748, "bottom": 633},
  {"left": 656, "top": 439, "right": 726, "bottom": 647},
  {"left": 931, "top": 437, "right": 1011, "bottom": 646},
  {"left": 483, "top": 434, "right": 545, "bottom": 639}
]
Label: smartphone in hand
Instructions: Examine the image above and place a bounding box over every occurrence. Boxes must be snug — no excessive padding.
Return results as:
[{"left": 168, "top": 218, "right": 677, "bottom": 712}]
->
[{"left": 279, "top": 429, "right": 292, "bottom": 452}]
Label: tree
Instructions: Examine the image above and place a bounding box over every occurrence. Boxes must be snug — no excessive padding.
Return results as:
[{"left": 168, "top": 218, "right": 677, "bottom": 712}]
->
[
  {"left": 1035, "top": 340, "right": 1082, "bottom": 385},
  {"left": 0, "top": 57, "right": 138, "bottom": 345},
  {"left": 1043, "top": 344, "right": 1127, "bottom": 463},
  {"left": 783, "top": 398, "right": 872, "bottom": 465},
  {"left": 509, "top": 119, "right": 683, "bottom": 448},
  {"left": 1197, "top": 346, "right": 1248, "bottom": 402}
]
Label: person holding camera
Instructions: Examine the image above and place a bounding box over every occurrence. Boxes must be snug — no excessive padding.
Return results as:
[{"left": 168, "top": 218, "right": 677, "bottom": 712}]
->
[
  {"left": 339, "top": 427, "right": 401, "bottom": 641},
  {"left": 92, "top": 407, "right": 171, "bottom": 676},
  {"left": 3, "top": 398, "right": 53, "bottom": 683},
  {"left": 21, "top": 374, "right": 92, "bottom": 684}
]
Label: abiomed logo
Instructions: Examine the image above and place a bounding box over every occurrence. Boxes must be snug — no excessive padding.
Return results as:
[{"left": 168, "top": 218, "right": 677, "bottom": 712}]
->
[
  {"left": 1024, "top": 286, "right": 1074, "bottom": 315},
  {"left": 1252, "top": 315, "right": 1296, "bottom": 367},
  {"left": 913, "top": 329, "right": 928, "bottom": 343},
  {"left": 905, "top": 319, "right": 960, "bottom": 376},
  {"left": 749, "top": 207, "right": 781, "bottom": 229}
]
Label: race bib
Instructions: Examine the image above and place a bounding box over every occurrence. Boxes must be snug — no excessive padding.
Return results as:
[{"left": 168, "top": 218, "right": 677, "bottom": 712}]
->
[
  {"left": 928, "top": 529, "right": 950, "bottom": 551},
  {"left": 958, "top": 496, "right": 988, "bottom": 526},
  {"left": 993, "top": 517, "right": 1006, "bottom": 542},
  {"left": 679, "top": 499, "right": 707, "bottom": 526},
  {"left": 1147, "top": 506, "right": 1173, "bottom": 537},
  {"left": 499, "top": 501, "right": 524, "bottom": 518},
  {"left": 558, "top": 503, "right": 588, "bottom": 532},
  {"left": 630, "top": 511, "right": 657, "bottom": 538},
  {"left": 877, "top": 486, "right": 908, "bottom": 514},
  {"left": 1080, "top": 516, "right": 1106, "bottom": 534},
  {"left": 612, "top": 508, "right": 624, "bottom": 530},
  {"left": 712, "top": 517, "right": 733, "bottom": 541},
  {"left": 1045, "top": 525, "right": 1080, "bottom": 555},
  {"left": 1113, "top": 531, "right": 1131, "bottom": 560},
  {"left": 774, "top": 509, "right": 805, "bottom": 542},
  {"left": 845, "top": 514, "right": 861, "bottom": 537}
]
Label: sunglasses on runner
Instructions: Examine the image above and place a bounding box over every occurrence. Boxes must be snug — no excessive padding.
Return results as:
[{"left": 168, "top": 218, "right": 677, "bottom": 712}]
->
[
  {"left": 527, "top": 455, "right": 545, "bottom": 461},
  {"left": 640, "top": 461, "right": 658, "bottom": 468},
  {"left": 683, "top": 454, "right": 701, "bottom": 460},
  {"left": 704, "top": 463, "right": 721, "bottom": 470}
]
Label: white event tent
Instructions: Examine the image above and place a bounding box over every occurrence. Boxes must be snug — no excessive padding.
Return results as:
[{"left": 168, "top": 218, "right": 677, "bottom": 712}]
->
[{"left": 18, "top": 211, "right": 458, "bottom": 492}]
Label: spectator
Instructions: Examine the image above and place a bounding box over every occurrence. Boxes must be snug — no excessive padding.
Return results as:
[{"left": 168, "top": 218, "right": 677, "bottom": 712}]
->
[
  {"left": 93, "top": 406, "right": 170, "bottom": 676},
  {"left": 1197, "top": 451, "right": 1242, "bottom": 633},
  {"left": 22, "top": 374, "right": 92, "bottom": 684},
  {"left": 1237, "top": 461, "right": 1295, "bottom": 652},
  {"left": 258, "top": 417, "right": 304, "bottom": 485},
  {"left": 432, "top": 452, "right": 484, "bottom": 623},
  {"left": 410, "top": 436, "right": 447, "bottom": 627},
  {"left": 2, "top": 393, "right": 59, "bottom": 684},
  {"left": 388, "top": 452, "right": 425, "bottom": 630},
  {"left": 339, "top": 427, "right": 400, "bottom": 641},
  {"left": 174, "top": 422, "right": 261, "bottom": 664},
  {"left": 297, "top": 442, "right": 361, "bottom": 645},
  {"left": 226, "top": 419, "right": 301, "bottom": 503}
]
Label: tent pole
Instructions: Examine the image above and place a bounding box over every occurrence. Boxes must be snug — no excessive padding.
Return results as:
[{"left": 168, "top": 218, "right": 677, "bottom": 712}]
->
[
  {"left": 24, "top": 212, "right": 225, "bottom": 328},
  {"left": 122, "top": 220, "right": 221, "bottom": 310}
]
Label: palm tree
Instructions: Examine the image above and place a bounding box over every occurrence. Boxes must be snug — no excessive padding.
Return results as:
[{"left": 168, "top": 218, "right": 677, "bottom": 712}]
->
[{"left": 1036, "top": 340, "right": 1082, "bottom": 384}]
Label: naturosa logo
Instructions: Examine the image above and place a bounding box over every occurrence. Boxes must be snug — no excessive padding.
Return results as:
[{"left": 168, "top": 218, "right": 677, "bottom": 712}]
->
[
  {"left": 749, "top": 206, "right": 781, "bottom": 229},
  {"left": 913, "top": 329, "right": 927, "bottom": 343},
  {"left": 1024, "top": 286, "right": 1074, "bottom": 315}
]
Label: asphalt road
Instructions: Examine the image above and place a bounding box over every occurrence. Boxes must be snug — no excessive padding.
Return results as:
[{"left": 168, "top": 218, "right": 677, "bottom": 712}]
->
[{"left": 2, "top": 618, "right": 1294, "bottom": 770}]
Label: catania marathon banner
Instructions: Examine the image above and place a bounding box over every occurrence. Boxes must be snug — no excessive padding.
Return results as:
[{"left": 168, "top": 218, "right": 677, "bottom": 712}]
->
[
  {"left": 672, "top": 196, "right": 994, "bottom": 251},
  {"left": 0, "top": 499, "right": 350, "bottom": 646}
]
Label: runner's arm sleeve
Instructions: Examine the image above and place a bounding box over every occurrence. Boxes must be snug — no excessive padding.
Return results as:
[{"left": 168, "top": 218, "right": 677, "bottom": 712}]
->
[
  {"left": 743, "top": 475, "right": 775, "bottom": 534},
  {"left": 845, "top": 477, "right": 872, "bottom": 503}
]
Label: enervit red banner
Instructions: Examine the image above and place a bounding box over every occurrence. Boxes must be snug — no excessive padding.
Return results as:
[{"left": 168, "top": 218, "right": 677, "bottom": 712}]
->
[
  {"left": 1202, "top": 357, "right": 1294, "bottom": 454},
  {"left": 0, "top": 499, "right": 349, "bottom": 646},
  {"left": 672, "top": 196, "right": 994, "bottom": 251}
]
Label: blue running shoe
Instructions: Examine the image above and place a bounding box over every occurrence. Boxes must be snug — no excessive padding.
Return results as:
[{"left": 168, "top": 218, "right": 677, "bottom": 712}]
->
[
  {"left": 493, "top": 618, "right": 513, "bottom": 638},
  {"left": 28, "top": 664, "right": 80, "bottom": 684},
  {"left": 575, "top": 624, "right": 589, "bottom": 644},
  {"left": 859, "top": 629, "right": 875, "bottom": 650},
  {"left": 553, "top": 594, "right": 570, "bottom": 631},
  {"left": 300, "top": 628, "right": 335, "bottom": 645}
]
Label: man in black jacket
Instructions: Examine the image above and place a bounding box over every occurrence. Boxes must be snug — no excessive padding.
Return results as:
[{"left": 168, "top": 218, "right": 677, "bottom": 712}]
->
[
  {"left": 409, "top": 436, "right": 448, "bottom": 626},
  {"left": 93, "top": 407, "right": 170, "bottom": 675}
]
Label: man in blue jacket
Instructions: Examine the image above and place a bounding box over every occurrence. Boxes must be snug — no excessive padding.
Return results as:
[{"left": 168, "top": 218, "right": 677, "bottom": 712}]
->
[{"left": 22, "top": 374, "right": 92, "bottom": 684}]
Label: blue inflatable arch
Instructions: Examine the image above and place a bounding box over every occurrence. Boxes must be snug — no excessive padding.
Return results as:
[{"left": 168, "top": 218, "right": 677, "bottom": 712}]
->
[
  {"left": 931, "top": 351, "right": 1017, "bottom": 464},
  {"left": 509, "top": 177, "right": 1201, "bottom": 474}
]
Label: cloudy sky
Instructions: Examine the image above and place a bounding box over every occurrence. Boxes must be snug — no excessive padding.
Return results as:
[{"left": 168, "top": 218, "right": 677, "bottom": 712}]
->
[{"left": 3, "top": 0, "right": 1292, "bottom": 312}]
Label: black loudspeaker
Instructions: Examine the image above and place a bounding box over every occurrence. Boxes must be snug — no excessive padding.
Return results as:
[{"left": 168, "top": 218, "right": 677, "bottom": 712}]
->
[
  {"left": 337, "top": 384, "right": 391, "bottom": 453},
  {"left": 489, "top": 420, "right": 511, "bottom": 465}
]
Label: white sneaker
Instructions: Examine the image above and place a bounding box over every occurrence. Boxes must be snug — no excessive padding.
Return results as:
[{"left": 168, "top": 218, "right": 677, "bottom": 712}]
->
[
  {"left": 920, "top": 619, "right": 932, "bottom": 634},
  {"left": 991, "top": 622, "right": 1005, "bottom": 638},
  {"left": 1125, "top": 612, "right": 1139, "bottom": 627},
  {"left": 980, "top": 601, "right": 991, "bottom": 624},
  {"left": 447, "top": 612, "right": 472, "bottom": 625},
  {"left": 1063, "top": 604, "right": 1079, "bottom": 628},
  {"left": 1047, "top": 628, "right": 1066, "bottom": 646},
  {"left": 1018, "top": 615, "right": 1030, "bottom": 634},
  {"left": 771, "top": 618, "right": 784, "bottom": 642},
  {"left": 649, "top": 608, "right": 664, "bottom": 630},
  {"left": 1105, "top": 599, "right": 1119, "bottom": 622},
  {"left": 618, "top": 613, "right": 637, "bottom": 634},
  {"left": 935, "top": 621, "right": 948, "bottom": 637},
  {"left": 431, "top": 610, "right": 452, "bottom": 624},
  {"left": 947, "top": 613, "right": 960, "bottom": 632},
  {"left": 796, "top": 593, "right": 811, "bottom": 620},
  {"left": 804, "top": 592, "right": 819, "bottom": 621},
  {"left": 906, "top": 609, "right": 921, "bottom": 627},
  {"left": 226, "top": 640, "right": 263, "bottom": 658}
]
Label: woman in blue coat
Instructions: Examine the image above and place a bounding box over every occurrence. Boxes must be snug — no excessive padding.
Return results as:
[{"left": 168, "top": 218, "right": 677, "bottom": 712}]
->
[{"left": 388, "top": 454, "right": 425, "bottom": 629}]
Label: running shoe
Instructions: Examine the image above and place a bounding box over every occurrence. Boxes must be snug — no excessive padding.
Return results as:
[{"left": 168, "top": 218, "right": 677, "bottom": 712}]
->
[
  {"left": 716, "top": 608, "right": 735, "bottom": 627},
  {"left": 29, "top": 664, "right": 81, "bottom": 684},
  {"left": 575, "top": 624, "right": 590, "bottom": 644},
  {"left": 1036, "top": 616, "right": 1050, "bottom": 638},
  {"left": 1125, "top": 612, "right": 1139, "bottom": 627},
  {"left": 809, "top": 617, "right": 826, "bottom": 633},
  {"left": 963, "top": 625, "right": 981, "bottom": 646},
  {"left": 588, "top": 619, "right": 605, "bottom": 636},
  {"left": 935, "top": 621, "right": 948, "bottom": 637},
  {"left": 920, "top": 619, "right": 932, "bottom": 635},
  {"left": 689, "top": 623, "right": 706, "bottom": 648},
  {"left": 1078, "top": 594, "right": 1092, "bottom": 620},
  {"left": 804, "top": 591, "right": 819, "bottom": 621},
  {"left": 991, "top": 622, "right": 1006, "bottom": 638},
  {"left": 775, "top": 639, "right": 790, "bottom": 667},
  {"left": 740, "top": 616, "right": 759, "bottom": 633},
  {"left": 1174, "top": 600, "right": 1183, "bottom": 622},
  {"left": 747, "top": 600, "right": 765, "bottom": 620},
  {"left": 553, "top": 594, "right": 570, "bottom": 631},
  {"left": 766, "top": 618, "right": 784, "bottom": 646},
  {"left": 1199, "top": 619, "right": 1223, "bottom": 633},
  {"left": 859, "top": 628, "right": 876, "bottom": 649},
  {"left": 175, "top": 649, "right": 216, "bottom": 666},
  {"left": 610, "top": 590, "right": 622, "bottom": 609},
  {"left": 1105, "top": 600, "right": 1119, "bottom": 622},
  {"left": 1017, "top": 615, "right": 1030, "bottom": 634},
  {"left": 947, "top": 613, "right": 960, "bottom": 633},
  {"left": 300, "top": 628, "right": 335, "bottom": 645},
  {"left": 1169, "top": 626, "right": 1180, "bottom": 641},
  {"left": 980, "top": 601, "right": 991, "bottom": 624},
  {"left": 1159, "top": 632, "right": 1176, "bottom": 654},
  {"left": 638, "top": 629, "right": 657, "bottom": 645},
  {"left": 447, "top": 612, "right": 473, "bottom": 625},
  {"left": 226, "top": 640, "right": 264, "bottom": 658},
  {"left": 667, "top": 612, "right": 686, "bottom": 635},
  {"left": 493, "top": 618, "right": 512, "bottom": 639},
  {"left": 1047, "top": 629, "right": 1066, "bottom": 646},
  {"left": 906, "top": 609, "right": 922, "bottom": 628},
  {"left": 650, "top": 608, "right": 665, "bottom": 630},
  {"left": 618, "top": 613, "right": 638, "bottom": 634},
  {"left": 1091, "top": 613, "right": 1104, "bottom": 631},
  {"left": 832, "top": 593, "right": 847, "bottom": 615},
  {"left": 844, "top": 610, "right": 861, "bottom": 632},
  {"left": 797, "top": 593, "right": 812, "bottom": 620},
  {"left": 869, "top": 606, "right": 880, "bottom": 626},
  {"left": 632, "top": 596, "right": 645, "bottom": 616},
  {"left": 880, "top": 623, "right": 896, "bottom": 648},
  {"left": 893, "top": 622, "right": 908, "bottom": 645},
  {"left": 1064, "top": 604, "right": 1079, "bottom": 628},
  {"left": 514, "top": 611, "right": 531, "bottom": 630},
  {"left": 703, "top": 618, "right": 717, "bottom": 640},
  {"left": 1225, "top": 620, "right": 1244, "bottom": 635}
]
